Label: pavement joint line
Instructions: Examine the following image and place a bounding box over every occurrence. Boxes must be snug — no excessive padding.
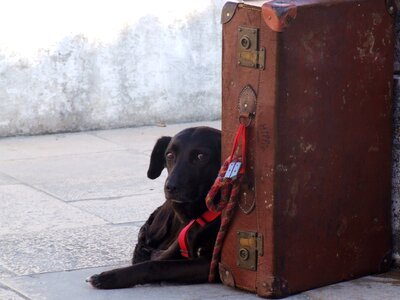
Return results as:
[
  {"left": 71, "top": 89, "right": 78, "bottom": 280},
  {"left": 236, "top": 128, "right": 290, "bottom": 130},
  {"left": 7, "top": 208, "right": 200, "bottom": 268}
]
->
[
  {"left": 0, "top": 175, "right": 71, "bottom": 204},
  {"left": 126, "top": 148, "right": 152, "bottom": 157},
  {"left": 0, "top": 148, "right": 140, "bottom": 163},
  {"left": 87, "top": 132, "right": 158, "bottom": 158},
  {"left": 87, "top": 131, "right": 142, "bottom": 151},
  {"left": 111, "top": 221, "right": 145, "bottom": 227},
  {"left": 0, "top": 171, "right": 148, "bottom": 209},
  {"left": 2, "top": 263, "right": 131, "bottom": 279},
  {"left": 0, "top": 265, "right": 18, "bottom": 277},
  {"left": 68, "top": 201, "right": 150, "bottom": 225},
  {"left": 67, "top": 191, "right": 163, "bottom": 203},
  {"left": 0, "top": 221, "right": 137, "bottom": 240},
  {"left": 66, "top": 204, "right": 113, "bottom": 224},
  {"left": 0, "top": 281, "right": 31, "bottom": 300},
  {"left": 0, "top": 171, "right": 14, "bottom": 179}
]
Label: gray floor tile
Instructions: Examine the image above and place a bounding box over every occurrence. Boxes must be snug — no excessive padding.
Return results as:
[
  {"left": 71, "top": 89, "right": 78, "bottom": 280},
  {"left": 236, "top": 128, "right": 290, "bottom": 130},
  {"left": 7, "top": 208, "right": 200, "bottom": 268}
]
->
[
  {"left": 4, "top": 268, "right": 400, "bottom": 300},
  {"left": 0, "top": 151, "right": 166, "bottom": 201},
  {"left": 0, "top": 132, "right": 122, "bottom": 162},
  {"left": 71, "top": 192, "right": 165, "bottom": 224},
  {"left": 92, "top": 120, "right": 221, "bottom": 156},
  {"left": 0, "top": 285, "right": 27, "bottom": 300},
  {"left": 0, "top": 173, "right": 18, "bottom": 185},
  {"left": 0, "top": 224, "right": 139, "bottom": 276},
  {"left": 0, "top": 266, "right": 16, "bottom": 280},
  {"left": 0, "top": 185, "right": 106, "bottom": 236},
  {"left": 302, "top": 273, "right": 400, "bottom": 300},
  {"left": 2, "top": 266, "right": 257, "bottom": 300}
]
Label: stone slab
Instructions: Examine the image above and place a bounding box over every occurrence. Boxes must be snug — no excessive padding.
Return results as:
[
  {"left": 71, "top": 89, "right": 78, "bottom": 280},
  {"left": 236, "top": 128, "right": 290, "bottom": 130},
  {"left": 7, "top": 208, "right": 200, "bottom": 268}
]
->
[
  {"left": 0, "top": 132, "right": 122, "bottom": 162},
  {"left": 0, "top": 266, "right": 16, "bottom": 280},
  {"left": 0, "top": 173, "right": 18, "bottom": 185},
  {"left": 71, "top": 192, "right": 165, "bottom": 224},
  {"left": 92, "top": 121, "right": 221, "bottom": 156},
  {"left": 0, "top": 285, "right": 27, "bottom": 300},
  {"left": 0, "top": 224, "right": 139, "bottom": 276},
  {"left": 2, "top": 266, "right": 258, "bottom": 300},
  {"left": 0, "top": 185, "right": 106, "bottom": 236},
  {"left": 0, "top": 151, "right": 166, "bottom": 201},
  {"left": 301, "top": 271, "right": 400, "bottom": 300},
  {"left": 3, "top": 266, "right": 399, "bottom": 300}
]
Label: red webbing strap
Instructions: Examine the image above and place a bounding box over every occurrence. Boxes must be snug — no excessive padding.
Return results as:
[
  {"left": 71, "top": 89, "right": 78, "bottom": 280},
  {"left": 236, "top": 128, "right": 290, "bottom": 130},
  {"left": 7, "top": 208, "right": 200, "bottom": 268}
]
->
[
  {"left": 229, "top": 124, "right": 246, "bottom": 168},
  {"left": 206, "top": 124, "right": 247, "bottom": 282},
  {"left": 178, "top": 220, "right": 195, "bottom": 258},
  {"left": 178, "top": 210, "right": 221, "bottom": 258}
]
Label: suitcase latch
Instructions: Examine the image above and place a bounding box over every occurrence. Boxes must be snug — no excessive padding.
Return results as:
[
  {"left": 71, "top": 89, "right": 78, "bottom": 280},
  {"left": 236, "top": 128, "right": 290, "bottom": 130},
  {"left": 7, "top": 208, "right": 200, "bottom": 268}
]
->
[
  {"left": 237, "top": 26, "right": 265, "bottom": 70},
  {"left": 237, "top": 231, "right": 263, "bottom": 271}
]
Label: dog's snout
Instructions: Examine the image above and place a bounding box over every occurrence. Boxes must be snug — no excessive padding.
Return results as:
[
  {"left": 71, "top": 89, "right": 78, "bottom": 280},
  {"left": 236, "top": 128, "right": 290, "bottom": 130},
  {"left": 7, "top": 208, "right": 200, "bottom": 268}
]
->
[{"left": 165, "top": 181, "right": 179, "bottom": 195}]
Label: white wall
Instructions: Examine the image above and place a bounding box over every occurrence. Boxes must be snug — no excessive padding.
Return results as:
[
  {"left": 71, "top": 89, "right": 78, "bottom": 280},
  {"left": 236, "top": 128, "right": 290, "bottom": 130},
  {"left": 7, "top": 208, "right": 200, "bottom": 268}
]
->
[{"left": 0, "top": 0, "right": 225, "bottom": 136}]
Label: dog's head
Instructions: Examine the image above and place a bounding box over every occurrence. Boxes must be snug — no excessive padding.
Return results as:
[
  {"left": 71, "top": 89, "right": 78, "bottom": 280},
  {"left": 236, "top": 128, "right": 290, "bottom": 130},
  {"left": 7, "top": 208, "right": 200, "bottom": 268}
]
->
[{"left": 147, "top": 126, "right": 221, "bottom": 222}]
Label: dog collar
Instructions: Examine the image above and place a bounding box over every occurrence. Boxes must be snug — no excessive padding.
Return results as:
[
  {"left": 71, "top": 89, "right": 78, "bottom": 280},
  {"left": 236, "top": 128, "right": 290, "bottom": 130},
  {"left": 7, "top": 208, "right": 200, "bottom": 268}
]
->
[{"left": 178, "top": 210, "right": 221, "bottom": 258}]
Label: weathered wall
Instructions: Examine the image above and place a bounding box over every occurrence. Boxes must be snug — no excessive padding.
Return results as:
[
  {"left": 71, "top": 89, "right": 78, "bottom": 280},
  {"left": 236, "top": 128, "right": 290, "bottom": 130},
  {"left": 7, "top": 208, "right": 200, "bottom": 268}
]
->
[{"left": 0, "top": 0, "right": 226, "bottom": 137}]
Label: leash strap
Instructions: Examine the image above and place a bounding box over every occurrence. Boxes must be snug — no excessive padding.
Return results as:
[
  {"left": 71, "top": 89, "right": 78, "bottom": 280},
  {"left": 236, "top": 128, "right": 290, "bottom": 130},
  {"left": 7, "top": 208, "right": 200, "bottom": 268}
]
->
[
  {"left": 178, "top": 210, "right": 221, "bottom": 258},
  {"left": 205, "top": 123, "right": 247, "bottom": 282}
]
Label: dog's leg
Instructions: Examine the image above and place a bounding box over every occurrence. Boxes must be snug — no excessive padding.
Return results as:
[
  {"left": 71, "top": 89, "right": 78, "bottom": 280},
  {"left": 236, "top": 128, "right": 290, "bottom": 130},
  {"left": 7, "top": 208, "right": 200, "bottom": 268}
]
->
[
  {"left": 151, "top": 240, "right": 181, "bottom": 260},
  {"left": 87, "top": 257, "right": 210, "bottom": 289}
]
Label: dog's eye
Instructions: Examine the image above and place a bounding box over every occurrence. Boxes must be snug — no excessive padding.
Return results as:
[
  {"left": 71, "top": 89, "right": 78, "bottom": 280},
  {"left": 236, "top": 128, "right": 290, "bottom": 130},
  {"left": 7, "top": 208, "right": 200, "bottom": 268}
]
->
[
  {"left": 196, "top": 153, "right": 207, "bottom": 161},
  {"left": 166, "top": 152, "right": 175, "bottom": 161}
]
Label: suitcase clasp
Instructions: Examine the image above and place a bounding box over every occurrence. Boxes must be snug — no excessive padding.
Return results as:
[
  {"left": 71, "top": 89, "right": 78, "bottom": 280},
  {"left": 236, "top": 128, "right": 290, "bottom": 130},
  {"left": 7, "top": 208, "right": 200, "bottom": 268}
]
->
[
  {"left": 237, "top": 231, "right": 263, "bottom": 271},
  {"left": 237, "top": 26, "right": 265, "bottom": 70}
]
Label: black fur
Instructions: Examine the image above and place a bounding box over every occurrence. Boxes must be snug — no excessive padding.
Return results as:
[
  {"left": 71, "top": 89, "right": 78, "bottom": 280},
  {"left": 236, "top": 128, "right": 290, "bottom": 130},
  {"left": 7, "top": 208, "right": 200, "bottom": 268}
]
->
[{"left": 87, "top": 126, "right": 221, "bottom": 289}]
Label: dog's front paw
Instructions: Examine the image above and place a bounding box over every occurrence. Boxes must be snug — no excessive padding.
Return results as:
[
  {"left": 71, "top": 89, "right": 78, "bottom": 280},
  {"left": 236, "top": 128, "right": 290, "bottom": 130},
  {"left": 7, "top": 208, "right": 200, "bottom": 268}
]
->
[{"left": 86, "top": 271, "right": 119, "bottom": 289}]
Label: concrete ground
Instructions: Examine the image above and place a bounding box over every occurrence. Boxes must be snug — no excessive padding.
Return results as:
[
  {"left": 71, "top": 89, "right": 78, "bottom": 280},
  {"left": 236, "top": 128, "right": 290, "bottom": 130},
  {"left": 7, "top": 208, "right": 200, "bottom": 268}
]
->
[{"left": 0, "top": 120, "right": 399, "bottom": 300}]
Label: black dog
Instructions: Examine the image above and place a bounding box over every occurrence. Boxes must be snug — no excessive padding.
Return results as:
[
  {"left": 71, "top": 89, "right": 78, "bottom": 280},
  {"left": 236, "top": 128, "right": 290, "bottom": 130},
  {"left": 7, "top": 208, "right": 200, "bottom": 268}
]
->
[{"left": 87, "top": 126, "right": 221, "bottom": 289}]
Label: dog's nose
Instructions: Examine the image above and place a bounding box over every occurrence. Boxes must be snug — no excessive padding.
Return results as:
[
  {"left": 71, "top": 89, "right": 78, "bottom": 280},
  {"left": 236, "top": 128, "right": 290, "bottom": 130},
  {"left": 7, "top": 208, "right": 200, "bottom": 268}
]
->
[{"left": 165, "top": 182, "right": 179, "bottom": 194}]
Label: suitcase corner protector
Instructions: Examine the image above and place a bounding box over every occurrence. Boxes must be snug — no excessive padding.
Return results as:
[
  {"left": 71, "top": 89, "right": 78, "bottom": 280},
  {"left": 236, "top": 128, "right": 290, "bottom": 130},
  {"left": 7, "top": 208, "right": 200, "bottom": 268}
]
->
[
  {"left": 219, "top": 262, "right": 236, "bottom": 288},
  {"left": 221, "top": 2, "right": 238, "bottom": 24},
  {"left": 261, "top": 0, "right": 297, "bottom": 32},
  {"left": 257, "top": 276, "right": 290, "bottom": 299}
]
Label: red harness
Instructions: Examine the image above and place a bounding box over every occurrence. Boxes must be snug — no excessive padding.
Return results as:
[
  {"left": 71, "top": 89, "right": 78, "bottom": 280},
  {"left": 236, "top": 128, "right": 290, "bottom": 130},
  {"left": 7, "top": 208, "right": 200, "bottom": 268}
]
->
[{"left": 178, "top": 210, "right": 221, "bottom": 258}]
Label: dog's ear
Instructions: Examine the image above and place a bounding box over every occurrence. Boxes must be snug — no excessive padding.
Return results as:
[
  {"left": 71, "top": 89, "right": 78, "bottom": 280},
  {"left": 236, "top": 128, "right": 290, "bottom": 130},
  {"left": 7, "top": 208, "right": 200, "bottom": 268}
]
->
[{"left": 147, "top": 136, "right": 172, "bottom": 179}]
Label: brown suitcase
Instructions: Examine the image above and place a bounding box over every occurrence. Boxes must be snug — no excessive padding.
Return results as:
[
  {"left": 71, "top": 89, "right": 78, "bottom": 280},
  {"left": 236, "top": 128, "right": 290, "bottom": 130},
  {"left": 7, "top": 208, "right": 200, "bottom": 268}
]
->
[{"left": 219, "top": 0, "right": 396, "bottom": 298}]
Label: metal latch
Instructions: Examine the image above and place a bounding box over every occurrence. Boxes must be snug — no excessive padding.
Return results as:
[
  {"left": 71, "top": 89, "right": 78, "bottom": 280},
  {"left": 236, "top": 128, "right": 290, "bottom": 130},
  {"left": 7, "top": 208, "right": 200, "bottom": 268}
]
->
[
  {"left": 237, "top": 26, "right": 265, "bottom": 70},
  {"left": 237, "top": 231, "right": 263, "bottom": 271}
]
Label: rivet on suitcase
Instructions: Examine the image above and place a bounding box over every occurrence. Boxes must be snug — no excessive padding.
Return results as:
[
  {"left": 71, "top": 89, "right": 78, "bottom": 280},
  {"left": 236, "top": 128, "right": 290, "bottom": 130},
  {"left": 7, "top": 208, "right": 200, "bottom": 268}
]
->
[{"left": 219, "top": 0, "right": 396, "bottom": 298}]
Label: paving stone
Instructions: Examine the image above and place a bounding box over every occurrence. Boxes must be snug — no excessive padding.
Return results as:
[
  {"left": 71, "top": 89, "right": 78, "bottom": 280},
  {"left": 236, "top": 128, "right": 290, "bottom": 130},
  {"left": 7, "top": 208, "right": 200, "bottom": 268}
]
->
[
  {"left": 0, "top": 285, "right": 27, "bottom": 300},
  {"left": 0, "top": 173, "right": 18, "bottom": 185},
  {"left": 0, "top": 225, "right": 139, "bottom": 276},
  {"left": 92, "top": 120, "right": 221, "bottom": 156},
  {"left": 2, "top": 266, "right": 258, "bottom": 300},
  {"left": 0, "top": 185, "right": 106, "bottom": 236},
  {"left": 0, "top": 132, "right": 122, "bottom": 162},
  {"left": 71, "top": 192, "right": 165, "bottom": 224},
  {"left": 0, "top": 266, "right": 16, "bottom": 280},
  {"left": 0, "top": 151, "right": 166, "bottom": 201},
  {"left": 302, "top": 272, "right": 400, "bottom": 300},
  {"left": 4, "top": 267, "right": 399, "bottom": 300}
]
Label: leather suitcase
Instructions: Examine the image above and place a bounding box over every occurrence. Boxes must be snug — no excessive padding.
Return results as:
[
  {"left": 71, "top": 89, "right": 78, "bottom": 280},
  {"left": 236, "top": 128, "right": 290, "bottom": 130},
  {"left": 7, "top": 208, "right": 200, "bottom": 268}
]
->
[{"left": 219, "top": 0, "right": 396, "bottom": 297}]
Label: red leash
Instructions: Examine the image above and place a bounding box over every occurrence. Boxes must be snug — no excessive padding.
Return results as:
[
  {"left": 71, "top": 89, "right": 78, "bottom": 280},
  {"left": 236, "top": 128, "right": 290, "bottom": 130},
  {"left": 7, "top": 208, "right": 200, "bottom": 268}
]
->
[{"left": 205, "top": 123, "right": 247, "bottom": 282}]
